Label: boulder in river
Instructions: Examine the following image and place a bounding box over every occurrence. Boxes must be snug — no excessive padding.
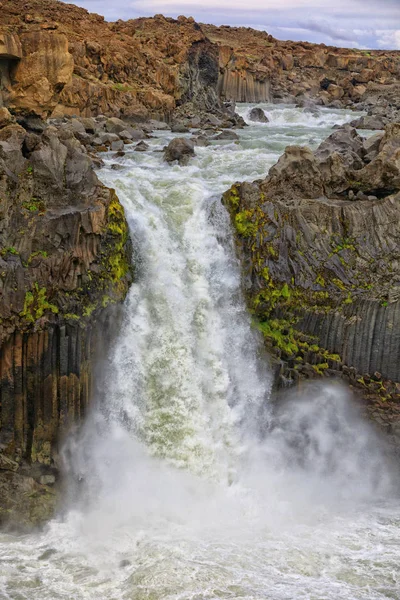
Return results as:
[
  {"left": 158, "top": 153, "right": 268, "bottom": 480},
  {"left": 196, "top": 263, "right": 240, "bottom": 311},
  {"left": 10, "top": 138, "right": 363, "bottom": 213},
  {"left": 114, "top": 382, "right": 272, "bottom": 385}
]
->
[
  {"left": 349, "top": 115, "right": 387, "bottom": 130},
  {"left": 134, "top": 141, "right": 150, "bottom": 152},
  {"left": 171, "top": 122, "right": 190, "bottom": 133},
  {"left": 249, "top": 107, "right": 269, "bottom": 123},
  {"left": 164, "top": 137, "right": 195, "bottom": 165},
  {"left": 214, "top": 130, "right": 239, "bottom": 141}
]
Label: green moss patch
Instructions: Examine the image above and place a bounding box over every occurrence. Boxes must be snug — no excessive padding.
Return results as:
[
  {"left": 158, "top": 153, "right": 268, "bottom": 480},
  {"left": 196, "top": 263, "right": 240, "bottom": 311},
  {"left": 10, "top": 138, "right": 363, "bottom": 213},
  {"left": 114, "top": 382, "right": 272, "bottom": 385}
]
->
[{"left": 20, "top": 283, "right": 58, "bottom": 324}]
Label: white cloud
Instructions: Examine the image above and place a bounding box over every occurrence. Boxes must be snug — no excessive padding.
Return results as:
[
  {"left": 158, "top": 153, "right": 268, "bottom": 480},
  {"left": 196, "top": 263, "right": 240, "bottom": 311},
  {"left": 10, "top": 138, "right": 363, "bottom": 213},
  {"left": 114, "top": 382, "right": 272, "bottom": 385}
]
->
[{"left": 376, "top": 29, "right": 400, "bottom": 49}]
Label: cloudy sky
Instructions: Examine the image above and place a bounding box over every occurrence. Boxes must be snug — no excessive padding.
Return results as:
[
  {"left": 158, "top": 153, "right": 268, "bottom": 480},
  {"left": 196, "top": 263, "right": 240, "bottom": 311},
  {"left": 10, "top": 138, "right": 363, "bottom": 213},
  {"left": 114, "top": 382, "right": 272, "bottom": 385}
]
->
[{"left": 68, "top": 0, "right": 400, "bottom": 49}]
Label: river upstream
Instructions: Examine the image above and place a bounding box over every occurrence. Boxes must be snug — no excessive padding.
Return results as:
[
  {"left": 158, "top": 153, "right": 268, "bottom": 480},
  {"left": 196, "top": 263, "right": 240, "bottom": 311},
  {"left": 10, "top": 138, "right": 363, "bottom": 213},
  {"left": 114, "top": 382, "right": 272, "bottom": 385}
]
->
[{"left": 0, "top": 104, "right": 399, "bottom": 600}]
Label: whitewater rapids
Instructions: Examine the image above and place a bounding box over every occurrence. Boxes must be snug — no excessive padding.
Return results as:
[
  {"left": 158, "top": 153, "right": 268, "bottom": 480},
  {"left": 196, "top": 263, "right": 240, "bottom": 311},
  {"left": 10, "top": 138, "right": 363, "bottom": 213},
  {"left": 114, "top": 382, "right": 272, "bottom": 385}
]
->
[{"left": 0, "top": 104, "right": 399, "bottom": 600}]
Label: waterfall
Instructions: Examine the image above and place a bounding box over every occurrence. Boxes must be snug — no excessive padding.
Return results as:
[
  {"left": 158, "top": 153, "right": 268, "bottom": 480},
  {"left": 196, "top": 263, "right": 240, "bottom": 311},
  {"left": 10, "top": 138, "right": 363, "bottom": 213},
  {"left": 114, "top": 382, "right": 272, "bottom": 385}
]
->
[{"left": 1, "top": 104, "right": 398, "bottom": 600}]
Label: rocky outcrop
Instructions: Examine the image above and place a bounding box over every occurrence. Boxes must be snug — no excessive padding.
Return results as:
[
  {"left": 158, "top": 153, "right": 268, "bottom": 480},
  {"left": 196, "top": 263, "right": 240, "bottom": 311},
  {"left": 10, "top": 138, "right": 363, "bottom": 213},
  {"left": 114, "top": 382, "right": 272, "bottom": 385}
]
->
[
  {"left": 217, "top": 69, "right": 271, "bottom": 103},
  {"left": 204, "top": 24, "right": 400, "bottom": 107},
  {"left": 0, "top": 2, "right": 223, "bottom": 120},
  {"left": 0, "top": 108, "right": 133, "bottom": 528},
  {"left": 9, "top": 31, "right": 74, "bottom": 118},
  {"left": 223, "top": 122, "right": 400, "bottom": 431},
  {"left": 1, "top": 1, "right": 399, "bottom": 119},
  {"left": 0, "top": 32, "right": 22, "bottom": 108}
]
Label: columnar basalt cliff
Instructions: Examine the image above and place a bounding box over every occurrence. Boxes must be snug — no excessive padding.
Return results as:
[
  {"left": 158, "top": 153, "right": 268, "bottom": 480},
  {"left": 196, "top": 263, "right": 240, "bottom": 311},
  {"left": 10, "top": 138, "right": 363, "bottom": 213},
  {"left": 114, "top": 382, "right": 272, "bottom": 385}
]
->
[
  {"left": 0, "top": 107, "right": 132, "bottom": 527},
  {"left": 223, "top": 124, "right": 400, "bottom": 436},
  {"left": 204, "top": 24, "right": 400, "bottom": 107}
]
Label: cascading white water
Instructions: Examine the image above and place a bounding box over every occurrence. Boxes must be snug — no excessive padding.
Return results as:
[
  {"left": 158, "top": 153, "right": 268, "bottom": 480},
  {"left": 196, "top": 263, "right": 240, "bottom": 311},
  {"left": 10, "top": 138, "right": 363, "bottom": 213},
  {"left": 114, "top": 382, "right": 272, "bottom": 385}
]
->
[{"left": 1, "top": 104, "right": 399, "bottom": 600}]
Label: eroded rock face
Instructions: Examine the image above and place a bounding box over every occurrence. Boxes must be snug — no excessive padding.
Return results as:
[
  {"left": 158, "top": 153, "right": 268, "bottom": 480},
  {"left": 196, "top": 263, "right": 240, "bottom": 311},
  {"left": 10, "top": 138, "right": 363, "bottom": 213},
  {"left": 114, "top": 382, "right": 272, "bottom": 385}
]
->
[
  {"left": 217, "top": 69, "right": 271, "bottom": 103},
  {"left": 223, "top": 123, "right": 400, "bottom": 431},
  {"left": 1, "top": 1, "right": 399, "bottom": 118},
  {"left": 0, "top": 470, "right": 56, "bottom": 531},
  {"left": 0, "top": 1, "right": 223, "bottom": 120},
  {"left": 0, "top": 111, "right": 133, "bottom": 528},
  {"left": 204, "top": 23, "right": 400, "bottom": 107},
  {"left": 10, "top": 31, "right": 74, "bottom": 118}
]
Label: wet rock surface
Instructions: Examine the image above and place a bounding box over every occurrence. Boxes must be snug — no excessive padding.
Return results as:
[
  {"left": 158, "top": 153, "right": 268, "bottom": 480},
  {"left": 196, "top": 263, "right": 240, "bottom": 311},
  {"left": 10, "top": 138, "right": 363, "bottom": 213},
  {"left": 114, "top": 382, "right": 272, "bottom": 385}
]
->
[
  {"left": 249, "top": 107, "right": 269, "bottom": 123},
  {"left": 164, "top": 137, "right": 195, "bottom": 165}
]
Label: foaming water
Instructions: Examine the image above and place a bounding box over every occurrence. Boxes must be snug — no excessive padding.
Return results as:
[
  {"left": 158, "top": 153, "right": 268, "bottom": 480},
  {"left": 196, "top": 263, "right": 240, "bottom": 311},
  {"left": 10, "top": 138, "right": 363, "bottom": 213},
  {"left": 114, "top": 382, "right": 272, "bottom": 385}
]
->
[{"left": 1, "top": 105, "right": 399, "bottom": 600}]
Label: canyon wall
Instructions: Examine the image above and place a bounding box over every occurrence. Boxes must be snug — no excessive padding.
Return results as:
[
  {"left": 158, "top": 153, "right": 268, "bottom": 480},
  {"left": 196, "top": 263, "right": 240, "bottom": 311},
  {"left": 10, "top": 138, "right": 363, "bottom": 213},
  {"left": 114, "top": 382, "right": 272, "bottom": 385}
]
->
[
  {"left": 0, "top": 107, "right": 133, "bottom": 526},
  {"left": 0, "top": 2, "right": 222, "bottom": 120},
  {"left": 203, "top": 25, "right": 400, "bottom": 106},
  {"left": 223, "top": 124, "right": 400, "bottom": 430},
  {"left": 217, "top": 70, "right": 271, "bottom": 103}
]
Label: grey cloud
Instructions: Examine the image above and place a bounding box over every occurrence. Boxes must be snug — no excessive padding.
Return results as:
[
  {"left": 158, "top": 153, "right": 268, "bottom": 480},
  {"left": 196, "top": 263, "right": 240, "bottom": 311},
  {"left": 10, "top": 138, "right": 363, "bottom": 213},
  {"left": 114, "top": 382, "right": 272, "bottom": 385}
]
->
[{"left": 297, "top": 19, "right": 357, "bottom": 42}]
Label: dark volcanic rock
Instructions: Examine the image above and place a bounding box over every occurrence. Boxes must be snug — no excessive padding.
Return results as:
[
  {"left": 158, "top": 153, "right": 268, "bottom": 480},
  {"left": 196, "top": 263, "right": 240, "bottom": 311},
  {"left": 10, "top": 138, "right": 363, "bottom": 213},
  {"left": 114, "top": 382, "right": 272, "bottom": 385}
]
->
[
  {"left": 349, "top": 115, "right": 387, "bottom": 130},
  {"left": 266, "top": 145, "right": 325, "bottom": 201},
  {"left": 0, "top": 470, "right": 56, "bottom": 531},
  {"left": 315, "top": 125, "right": 365, "bottom": 169},
  {"left": 134, "top": 141, "right": 150, "bottom": 152},
  {"left": 249, "top": 107, "right": 269, "bottom": 123},
  {"left": 222, "top": 122, "right": 400, "bottom": 432},
  {"left": 0, "top": 114, "right": 133, "bottom": 529},
  {"left": 164, "top": 137, "right": 195, "bottom": 165},
  {"left": 214, "top": 130, "right": 239, "bottom": 141},
  {"left": 171, "top": 122, "right": 190, "bottom": 133}
]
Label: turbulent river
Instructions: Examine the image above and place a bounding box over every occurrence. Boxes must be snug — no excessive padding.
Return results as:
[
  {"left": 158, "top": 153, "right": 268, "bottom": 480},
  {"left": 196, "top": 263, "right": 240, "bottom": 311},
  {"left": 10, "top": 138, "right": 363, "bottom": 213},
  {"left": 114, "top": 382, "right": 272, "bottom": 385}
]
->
[{"left": 1, "top": 104, "right": 400, "bottom": 600}]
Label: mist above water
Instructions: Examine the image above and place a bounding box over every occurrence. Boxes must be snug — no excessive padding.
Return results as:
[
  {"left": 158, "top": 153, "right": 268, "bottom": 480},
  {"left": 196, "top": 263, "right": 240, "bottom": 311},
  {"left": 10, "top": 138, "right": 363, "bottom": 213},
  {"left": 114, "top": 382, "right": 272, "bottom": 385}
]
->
[{"left": 1, "top": 104, "right": 398, "bottom": 600}]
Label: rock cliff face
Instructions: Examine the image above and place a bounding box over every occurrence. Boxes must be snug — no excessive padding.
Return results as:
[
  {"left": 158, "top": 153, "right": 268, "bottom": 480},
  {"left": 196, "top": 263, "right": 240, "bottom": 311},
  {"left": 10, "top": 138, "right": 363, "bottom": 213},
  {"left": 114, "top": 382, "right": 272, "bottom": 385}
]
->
[
  {"left": 1, "top": 1, "right": 399, "bottom": 119},
  {"left": 0, "top": 108, "right": 132, "bottom": 527},
  {"left": 0, "top": 1, "right": 221, "bottom": 120},
  {"left": 203, "top": 24, "right": 400, "bottom": 106},
  {"left": 223, "top": 124, "right": 400, "bottom": 435}
]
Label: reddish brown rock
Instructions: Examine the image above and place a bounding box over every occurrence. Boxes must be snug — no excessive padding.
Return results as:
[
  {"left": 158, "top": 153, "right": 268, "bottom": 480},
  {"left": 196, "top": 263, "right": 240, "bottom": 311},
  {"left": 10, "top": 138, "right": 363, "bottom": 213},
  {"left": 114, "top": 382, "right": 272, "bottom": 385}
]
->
[{"left": 1, "top": 1, "right": 399, "bottom": 118}]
